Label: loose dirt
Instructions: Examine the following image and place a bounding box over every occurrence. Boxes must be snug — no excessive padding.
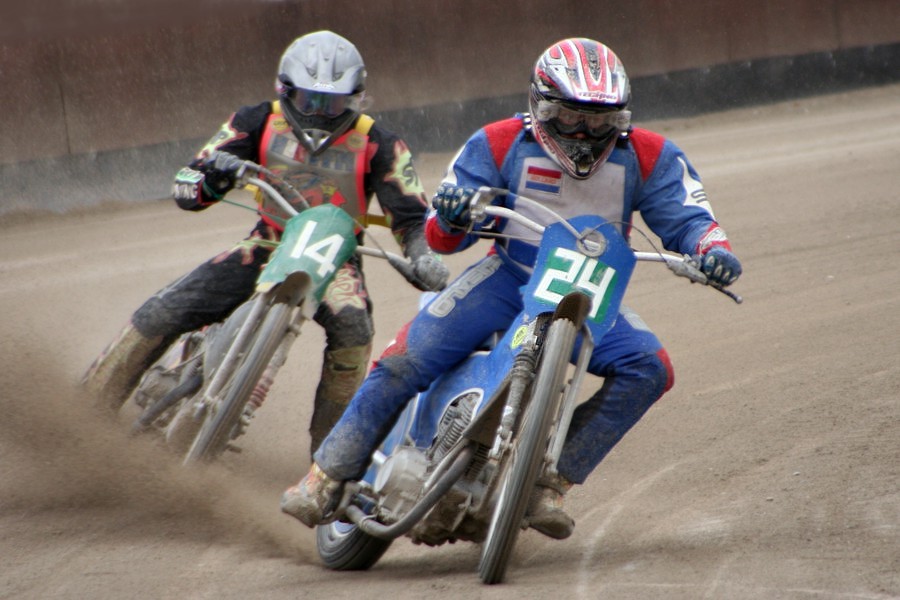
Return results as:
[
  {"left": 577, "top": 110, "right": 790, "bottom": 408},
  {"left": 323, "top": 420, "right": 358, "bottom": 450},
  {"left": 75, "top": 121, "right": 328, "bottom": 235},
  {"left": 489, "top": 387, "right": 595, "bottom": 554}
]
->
[{"left": 1, "top": 84, "right": 898, "bottom": 599}]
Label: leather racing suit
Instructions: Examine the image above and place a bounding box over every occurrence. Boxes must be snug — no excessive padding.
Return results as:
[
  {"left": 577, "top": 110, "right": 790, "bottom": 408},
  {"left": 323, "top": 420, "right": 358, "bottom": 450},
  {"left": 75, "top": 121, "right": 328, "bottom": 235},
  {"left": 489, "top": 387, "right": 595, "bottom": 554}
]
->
[{"left": 84, "top": 101, "right": 432, "bottom": 454}]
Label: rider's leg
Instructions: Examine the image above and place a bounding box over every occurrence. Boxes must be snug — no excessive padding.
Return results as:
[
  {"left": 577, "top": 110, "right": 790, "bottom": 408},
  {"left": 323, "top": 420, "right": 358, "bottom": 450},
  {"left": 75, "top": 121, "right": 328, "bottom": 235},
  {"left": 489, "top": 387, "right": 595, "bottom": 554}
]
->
[
  {"left": 82, "top": 234, "right": 272, "bottom": 413},
  {"left": 315, "top": 255, "right": 526, "bottom": 480},
  {"left": 282, "top": 256, "right": 526, "bottom": 526},
  {"left": 557, "top": 305, "right": 673, "bottom": 483},
  {"left": 82, "top": 322, "right": 170, "bottom": 413},
  {"left": 527, "top": 306, "right": 673, "bottom": 539},
  {"left": 308, "top": 261, "right": 374, "bottom": 456}
]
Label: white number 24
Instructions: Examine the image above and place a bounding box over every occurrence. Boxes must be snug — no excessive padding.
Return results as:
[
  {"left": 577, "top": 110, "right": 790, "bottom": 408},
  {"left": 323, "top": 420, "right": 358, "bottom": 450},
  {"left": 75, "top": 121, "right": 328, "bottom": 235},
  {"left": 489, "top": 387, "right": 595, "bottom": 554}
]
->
[{"left": 534, "top": 248, "right": 616, "bottom": 320}]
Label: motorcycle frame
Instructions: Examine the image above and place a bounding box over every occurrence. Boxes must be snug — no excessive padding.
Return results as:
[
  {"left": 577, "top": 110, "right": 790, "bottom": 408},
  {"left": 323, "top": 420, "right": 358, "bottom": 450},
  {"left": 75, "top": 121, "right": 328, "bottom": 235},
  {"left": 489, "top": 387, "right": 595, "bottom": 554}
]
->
[{"left": 347, "top": 203, "right": 638, "bottom": 540}]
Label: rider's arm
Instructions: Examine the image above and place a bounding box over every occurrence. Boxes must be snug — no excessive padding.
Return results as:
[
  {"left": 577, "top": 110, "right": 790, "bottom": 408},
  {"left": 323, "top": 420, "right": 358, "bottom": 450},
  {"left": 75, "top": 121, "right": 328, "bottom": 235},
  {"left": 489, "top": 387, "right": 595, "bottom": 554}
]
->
[
  {"left": 424, "top": 121, "right": 515, "bottom": 254},
  {"left": 173, "top": 102, "right": 270, "bottom": 211},
  {"left": 629, "top": 128, "right": 735, "bottom": 256},
  {"left": 364, "top": 125, "right": 431, "bottom": 254}
]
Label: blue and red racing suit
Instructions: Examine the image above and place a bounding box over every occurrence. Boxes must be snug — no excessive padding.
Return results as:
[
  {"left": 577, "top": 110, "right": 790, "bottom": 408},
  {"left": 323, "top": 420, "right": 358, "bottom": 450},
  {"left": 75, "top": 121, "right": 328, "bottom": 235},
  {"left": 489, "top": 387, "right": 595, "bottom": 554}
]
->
[{"left": 315, "top": 113, "right": 735, "bottom": 484}]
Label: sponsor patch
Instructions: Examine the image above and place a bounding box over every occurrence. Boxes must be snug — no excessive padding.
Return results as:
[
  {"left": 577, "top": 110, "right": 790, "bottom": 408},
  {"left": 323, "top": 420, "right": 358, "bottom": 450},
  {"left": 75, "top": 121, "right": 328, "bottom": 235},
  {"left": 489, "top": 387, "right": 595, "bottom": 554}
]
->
[
  {"left": 524, "top": 165, "right": 562, "bottom": 194},
  {"left": 511, "top": 325, "right": 530, "bottom": 348},
  {"left": 272, "top": 117, "right": 291, "bottom": 134},
  {"left": 344, "top": 130, "right": 366, "bottom": 152}
]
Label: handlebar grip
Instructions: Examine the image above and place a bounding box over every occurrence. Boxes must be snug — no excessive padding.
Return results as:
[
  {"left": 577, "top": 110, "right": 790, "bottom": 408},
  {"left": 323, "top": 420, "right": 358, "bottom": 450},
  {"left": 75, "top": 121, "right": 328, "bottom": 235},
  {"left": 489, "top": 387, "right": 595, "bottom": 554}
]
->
[{"left": 667, "top": 255, "right": 742, "bottom": 304}]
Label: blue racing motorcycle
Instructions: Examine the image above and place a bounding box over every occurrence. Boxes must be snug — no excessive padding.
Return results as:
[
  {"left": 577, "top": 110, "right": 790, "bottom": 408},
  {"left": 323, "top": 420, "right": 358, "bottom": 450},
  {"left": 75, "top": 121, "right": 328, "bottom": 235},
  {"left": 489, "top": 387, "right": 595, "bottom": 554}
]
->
[{"left": 315, "top": 188, "right": 741, "bottom": 583}]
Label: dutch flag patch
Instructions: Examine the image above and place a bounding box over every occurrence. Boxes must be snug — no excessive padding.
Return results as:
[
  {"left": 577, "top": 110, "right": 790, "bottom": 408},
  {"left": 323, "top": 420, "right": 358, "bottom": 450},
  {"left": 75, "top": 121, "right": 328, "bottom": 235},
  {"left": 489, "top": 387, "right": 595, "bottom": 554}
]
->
[{"left": 524, "top": 165, "right": 563, "bottom": 194}]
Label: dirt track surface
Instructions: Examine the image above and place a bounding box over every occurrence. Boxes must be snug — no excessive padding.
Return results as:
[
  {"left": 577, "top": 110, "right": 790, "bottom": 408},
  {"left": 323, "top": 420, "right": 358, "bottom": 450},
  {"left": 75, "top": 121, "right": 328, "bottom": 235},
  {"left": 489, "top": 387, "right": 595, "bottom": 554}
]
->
[{"left": 2, "top": 84, "right": 898, "bottom": 599}]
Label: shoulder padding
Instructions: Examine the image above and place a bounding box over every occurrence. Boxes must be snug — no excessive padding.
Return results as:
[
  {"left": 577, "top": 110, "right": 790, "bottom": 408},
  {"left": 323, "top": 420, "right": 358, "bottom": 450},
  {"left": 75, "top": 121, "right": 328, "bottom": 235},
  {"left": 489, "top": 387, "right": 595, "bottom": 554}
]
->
[
  {"left": 628, "top": 127, "right": 666, "bottom": 181},
  {"left": 483, "top": 117, "right": 525, "bottom": 170},
  {"left": 355, "top": 114, "right": 375, "bottom": 135}
]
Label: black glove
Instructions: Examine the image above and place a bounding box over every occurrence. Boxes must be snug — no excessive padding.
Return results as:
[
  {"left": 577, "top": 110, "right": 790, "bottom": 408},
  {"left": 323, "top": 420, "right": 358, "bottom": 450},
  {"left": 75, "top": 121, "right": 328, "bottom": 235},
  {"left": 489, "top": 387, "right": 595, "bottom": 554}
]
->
[
  {"left": 412, "top": 254, "right": 450, "bottom": 291},
  {"left": 432, "top": 183, "right": 477, "bottom": 230},
  {"left": 198, "top": 151, "right": 245, "bottom": 198},
  {"left": 173, "top": 167, "right": 204, "bottom": 205}
]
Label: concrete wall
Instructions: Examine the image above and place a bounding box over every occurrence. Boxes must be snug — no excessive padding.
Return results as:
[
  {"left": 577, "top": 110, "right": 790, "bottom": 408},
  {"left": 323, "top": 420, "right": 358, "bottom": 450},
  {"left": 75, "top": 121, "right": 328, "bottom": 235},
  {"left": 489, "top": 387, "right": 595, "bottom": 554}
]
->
[{"left": 1, "top": 0, "right": 898, "bottom": 214}]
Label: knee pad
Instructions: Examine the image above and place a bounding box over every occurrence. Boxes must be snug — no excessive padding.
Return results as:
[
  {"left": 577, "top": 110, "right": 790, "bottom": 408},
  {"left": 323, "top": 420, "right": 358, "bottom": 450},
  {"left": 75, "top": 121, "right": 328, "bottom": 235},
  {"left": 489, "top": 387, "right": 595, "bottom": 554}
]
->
[{"left": 651, "top": 347, "right": 675, "bottom": 395}]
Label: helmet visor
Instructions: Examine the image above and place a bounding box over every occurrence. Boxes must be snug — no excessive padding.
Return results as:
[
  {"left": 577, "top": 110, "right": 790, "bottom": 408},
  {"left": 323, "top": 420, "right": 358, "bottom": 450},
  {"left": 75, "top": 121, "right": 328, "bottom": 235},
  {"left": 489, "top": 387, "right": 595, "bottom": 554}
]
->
[
  {"left": 287, "top": 88, "right": 363, "bottom": 118},
  {"left": 534, "top": 100, "right": 630, "bottom": 138}
]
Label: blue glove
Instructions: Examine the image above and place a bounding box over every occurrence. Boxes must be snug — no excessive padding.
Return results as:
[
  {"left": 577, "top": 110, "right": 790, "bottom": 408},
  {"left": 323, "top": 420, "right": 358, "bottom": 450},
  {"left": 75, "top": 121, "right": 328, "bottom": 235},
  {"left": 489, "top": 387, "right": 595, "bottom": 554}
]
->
[
  {"left": 432, "top": 184, "right": 477, "bottom": 230},
  {"left": 699, "top": 247, "right": 742, "bottom": 287}
]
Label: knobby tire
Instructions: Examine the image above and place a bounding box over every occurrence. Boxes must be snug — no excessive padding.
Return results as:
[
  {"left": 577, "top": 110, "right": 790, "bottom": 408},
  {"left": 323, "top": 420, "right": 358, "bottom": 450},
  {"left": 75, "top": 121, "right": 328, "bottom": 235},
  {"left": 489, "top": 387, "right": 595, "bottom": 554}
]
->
[
  {"left": 316, "top": 520, "right": 392, "bottom": 571},
  {"left": 478, "top": 317, "right": 578, "bottom": 584}
]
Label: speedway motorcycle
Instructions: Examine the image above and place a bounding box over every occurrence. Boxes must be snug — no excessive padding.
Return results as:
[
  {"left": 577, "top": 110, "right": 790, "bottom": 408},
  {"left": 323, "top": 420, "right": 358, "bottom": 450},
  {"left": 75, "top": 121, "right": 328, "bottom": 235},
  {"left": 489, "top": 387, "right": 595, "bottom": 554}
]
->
[
  {"left": 314, "top": 188, "right": 742, "bottom": 584},
  {"left": 127, "top": 156, "right": 436, "bottom": 465}
]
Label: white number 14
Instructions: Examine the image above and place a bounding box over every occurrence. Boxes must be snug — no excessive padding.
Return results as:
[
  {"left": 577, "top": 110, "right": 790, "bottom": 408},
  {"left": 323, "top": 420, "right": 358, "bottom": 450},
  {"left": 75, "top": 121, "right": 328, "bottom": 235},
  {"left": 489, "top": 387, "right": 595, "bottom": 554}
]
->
[{"left": 288, "top": 220, "right": 346, "bottom": 278}]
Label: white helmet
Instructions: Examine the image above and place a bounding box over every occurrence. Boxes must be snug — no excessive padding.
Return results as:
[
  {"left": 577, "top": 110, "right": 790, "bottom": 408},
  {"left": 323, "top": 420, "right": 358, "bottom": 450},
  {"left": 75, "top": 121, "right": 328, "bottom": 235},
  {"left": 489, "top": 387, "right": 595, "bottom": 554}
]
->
[
  {"left": 529, "top": 38, "right": 632, "bottom": 179},
  {"left": 276, "top": 31, "right": 367, "bottom": 155}
]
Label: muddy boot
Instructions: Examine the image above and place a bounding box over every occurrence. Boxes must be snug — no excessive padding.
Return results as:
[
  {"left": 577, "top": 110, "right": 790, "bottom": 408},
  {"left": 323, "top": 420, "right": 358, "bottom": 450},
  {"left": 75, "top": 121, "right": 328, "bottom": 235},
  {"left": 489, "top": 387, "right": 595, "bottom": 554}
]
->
[
  {"left": 281, "top": 463, "right": 344, "bottom": 527},
  {"left": 82, "top": 322, "right": 167, "bottom": 414},
  {"left": 526, "top": 472, "right": 575, "bottom": 540},
  {"left": 308, "top": 344, "right": 371, "bottom": 455}
]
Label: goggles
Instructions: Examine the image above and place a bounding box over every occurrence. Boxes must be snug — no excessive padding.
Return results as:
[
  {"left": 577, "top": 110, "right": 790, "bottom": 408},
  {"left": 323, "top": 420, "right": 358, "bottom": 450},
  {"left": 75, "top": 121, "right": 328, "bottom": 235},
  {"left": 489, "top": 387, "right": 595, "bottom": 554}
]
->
[
  {"left": 534, "top": 100, "right": 631, "bottom": 137},
  {"left": 287, "top": 88, "right": 363, "bottom": 118}
]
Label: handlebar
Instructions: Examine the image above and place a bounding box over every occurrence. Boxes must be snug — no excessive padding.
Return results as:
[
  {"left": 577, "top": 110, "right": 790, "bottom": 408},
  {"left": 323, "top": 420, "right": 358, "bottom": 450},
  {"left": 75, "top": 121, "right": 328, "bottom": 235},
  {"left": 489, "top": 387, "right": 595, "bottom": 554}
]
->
[
  {"left": 206, "top": 152, "right": 444, "bottom": 293},
  {"left": 469, "top": 186, "right": 742, "bottom": 304}
]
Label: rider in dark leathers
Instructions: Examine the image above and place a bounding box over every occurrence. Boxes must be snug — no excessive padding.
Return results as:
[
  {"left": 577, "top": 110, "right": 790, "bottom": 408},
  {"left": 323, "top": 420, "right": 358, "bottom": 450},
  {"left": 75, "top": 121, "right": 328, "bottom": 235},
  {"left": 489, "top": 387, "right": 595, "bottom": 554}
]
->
[{"left": 83, "top": 31, "right": 448, "bottom": 454}]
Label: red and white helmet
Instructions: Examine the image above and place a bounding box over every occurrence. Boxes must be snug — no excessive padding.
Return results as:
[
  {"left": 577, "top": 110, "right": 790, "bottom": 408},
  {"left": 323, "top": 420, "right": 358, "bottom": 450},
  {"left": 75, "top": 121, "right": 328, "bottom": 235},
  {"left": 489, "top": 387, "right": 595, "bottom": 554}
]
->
[{"left": 529, "top": 38, "right": 632, "bottom": 179}]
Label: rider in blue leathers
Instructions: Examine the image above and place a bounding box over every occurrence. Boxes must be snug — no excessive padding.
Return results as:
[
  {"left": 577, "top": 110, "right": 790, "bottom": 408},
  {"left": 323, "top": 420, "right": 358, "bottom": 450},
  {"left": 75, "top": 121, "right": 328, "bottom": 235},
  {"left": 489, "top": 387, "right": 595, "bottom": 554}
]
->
[{"left": 281, "top": 38, "right": 743, "bottom": 540}]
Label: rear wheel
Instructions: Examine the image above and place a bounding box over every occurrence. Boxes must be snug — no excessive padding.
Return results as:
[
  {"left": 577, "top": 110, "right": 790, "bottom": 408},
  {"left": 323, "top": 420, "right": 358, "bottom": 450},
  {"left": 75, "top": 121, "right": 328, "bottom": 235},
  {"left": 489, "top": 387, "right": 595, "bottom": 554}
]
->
[
  {"left": 316, "top": 520, "right": 392, "bottom": 571},
  {"left": 478, "top": 317, "right": 579, "bottom": 584},
  {"left": 184, "top": 297, "right": 294, "bottom": 463}
]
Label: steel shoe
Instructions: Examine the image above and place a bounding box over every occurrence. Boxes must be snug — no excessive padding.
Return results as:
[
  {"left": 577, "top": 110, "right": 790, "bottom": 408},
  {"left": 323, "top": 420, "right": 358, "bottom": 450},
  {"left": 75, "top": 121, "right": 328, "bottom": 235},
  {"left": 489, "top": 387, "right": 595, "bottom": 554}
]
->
[
  {"left": 525, "top": 475, "right": 575, "bottom": 540},
  {"left": 280, "top": 463, "right": 343, "bottom": 527}
]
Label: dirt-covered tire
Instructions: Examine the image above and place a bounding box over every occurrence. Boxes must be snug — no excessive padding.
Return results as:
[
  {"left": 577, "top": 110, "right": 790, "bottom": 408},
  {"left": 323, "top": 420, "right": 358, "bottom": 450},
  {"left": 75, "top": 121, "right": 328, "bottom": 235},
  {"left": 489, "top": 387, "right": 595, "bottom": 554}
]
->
[
  {"left": 316, "top": 521, "right": 392, "bottom": 571},
  {"left": 478, "top": 317, "right": 579, "bottom": 584},
  {"left": 183, "top": 298, "right": 293, "bottom": 463}
]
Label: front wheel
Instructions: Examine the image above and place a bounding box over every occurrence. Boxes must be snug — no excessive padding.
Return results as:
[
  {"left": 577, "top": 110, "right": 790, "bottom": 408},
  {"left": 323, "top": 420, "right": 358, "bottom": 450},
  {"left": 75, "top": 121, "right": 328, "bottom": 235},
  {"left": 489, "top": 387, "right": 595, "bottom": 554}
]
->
[
  {"left": 478, "top": 317, "right": 579, "bottom": 584},
  {"left": 316, "top": 520, "right": 392, "bottom": 571},
  {"left": 183, "top": 297, "right": 294, "bottom": 463}
]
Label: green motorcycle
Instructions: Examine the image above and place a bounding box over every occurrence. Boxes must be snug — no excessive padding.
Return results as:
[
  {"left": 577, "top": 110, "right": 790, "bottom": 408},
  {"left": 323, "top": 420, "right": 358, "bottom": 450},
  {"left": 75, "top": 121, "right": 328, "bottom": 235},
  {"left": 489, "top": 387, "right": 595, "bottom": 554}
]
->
[{"left": 128, "top": 158, "right": 436, "bottom": 464}]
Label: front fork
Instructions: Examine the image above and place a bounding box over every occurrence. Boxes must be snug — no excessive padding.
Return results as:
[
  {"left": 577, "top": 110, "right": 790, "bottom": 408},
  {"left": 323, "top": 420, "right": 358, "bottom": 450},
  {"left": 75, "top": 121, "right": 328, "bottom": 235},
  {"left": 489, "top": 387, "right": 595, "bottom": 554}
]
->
[
  {"left": 198, "top": 271, "right": 310, "bottom": 418},
  {"left": 486, "top": 320, "right": 593, "bottom": 498},
  {"left": 236, "top": 312, "right": 304, "bottom": 432},
  {"left": 544, "top": 324, "right": 593, "bottom": 477}
]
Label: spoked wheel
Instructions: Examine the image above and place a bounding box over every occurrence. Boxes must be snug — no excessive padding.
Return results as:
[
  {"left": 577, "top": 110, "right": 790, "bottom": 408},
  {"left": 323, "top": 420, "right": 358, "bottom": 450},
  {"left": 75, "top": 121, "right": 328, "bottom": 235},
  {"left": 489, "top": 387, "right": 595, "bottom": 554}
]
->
[
  {"left": 478, "top": 316, "right": 580, "bottom": 584},
  {"left": 183, "top": 296, "right": 294, "bottom": 464},
  {"left": 316, "top": 520, "right": 393, "bottom": 571}
]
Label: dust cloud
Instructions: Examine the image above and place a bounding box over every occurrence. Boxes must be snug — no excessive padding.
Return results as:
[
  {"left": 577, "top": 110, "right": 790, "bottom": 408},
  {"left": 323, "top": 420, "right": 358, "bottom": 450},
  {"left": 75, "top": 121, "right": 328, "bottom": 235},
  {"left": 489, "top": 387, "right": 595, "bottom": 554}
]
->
[{"left": 0, "top": 340, "right": 316, "bottom": 563}]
